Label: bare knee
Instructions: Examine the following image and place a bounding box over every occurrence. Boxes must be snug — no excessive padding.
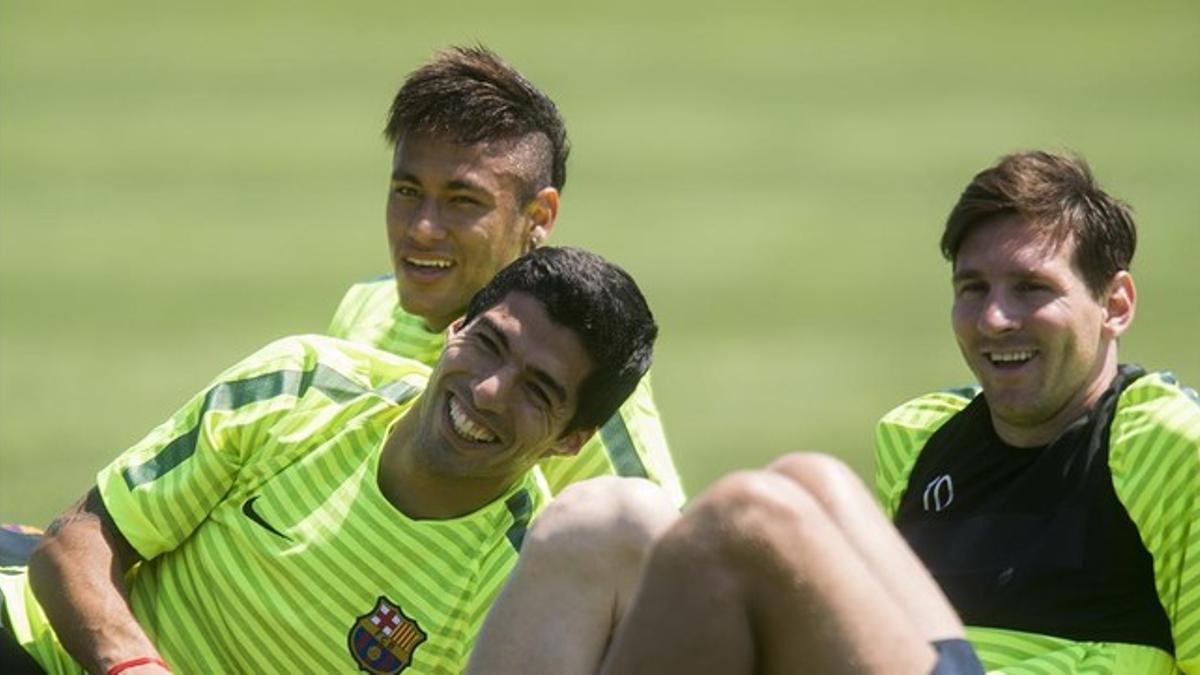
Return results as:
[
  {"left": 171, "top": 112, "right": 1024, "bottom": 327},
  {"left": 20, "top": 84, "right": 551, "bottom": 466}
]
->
[
  {"left": 665, "top": 470, "right": 830, "bottom": 573},
  {"left": 522, "top": 477, "right": 679, "bottom": 580},
  {"left": 767, "top": 451, "right": 857, "bottom": 485},
  {"left": 767, "top": 452, "right": 869, "bottom": 511},
  {"left": 689, "top": 469, "right": 827, "bottom": 527}
]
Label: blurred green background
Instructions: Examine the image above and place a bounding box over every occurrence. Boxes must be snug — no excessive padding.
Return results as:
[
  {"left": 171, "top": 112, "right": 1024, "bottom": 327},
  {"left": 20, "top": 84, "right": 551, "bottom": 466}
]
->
[{"left": 2, "top": 1, "right": 1197, "bottom": 525}]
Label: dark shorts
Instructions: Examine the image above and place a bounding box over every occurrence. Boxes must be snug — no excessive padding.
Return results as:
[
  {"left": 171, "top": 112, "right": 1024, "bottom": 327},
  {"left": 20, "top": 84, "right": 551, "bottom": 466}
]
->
[{"left": 930, "top": 638, "right": 985, "bottom": 675}]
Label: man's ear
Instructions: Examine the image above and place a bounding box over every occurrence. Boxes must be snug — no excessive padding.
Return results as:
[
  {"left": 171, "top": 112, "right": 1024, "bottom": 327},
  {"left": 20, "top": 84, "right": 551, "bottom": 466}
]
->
[
  {"left": 524, "top": 187, "right": 560, "bottom": 251},
  {"left": 546, "top": 427, "right": 594, "bottom": 459},
  {"left": 1102, "top": 270, "right": 1136, "bottom": 339},
  {"left": 447, "top": 316, "right": 468, "bottom": 338}
]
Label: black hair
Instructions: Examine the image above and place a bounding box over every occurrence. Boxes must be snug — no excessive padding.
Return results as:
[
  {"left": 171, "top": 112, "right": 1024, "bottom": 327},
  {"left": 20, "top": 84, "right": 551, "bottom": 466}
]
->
[
  {"left": 463, "top": 247, "right": 657, "bottom": 433},
  {"left": 385, "top": 45, "right": 570, "bottom": 198}
]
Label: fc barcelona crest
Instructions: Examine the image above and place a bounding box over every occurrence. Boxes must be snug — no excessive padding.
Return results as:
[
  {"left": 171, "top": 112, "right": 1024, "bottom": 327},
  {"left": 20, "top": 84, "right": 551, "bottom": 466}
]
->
[{"left": 348, "top": 596, "right": 428, "bottom": 674}]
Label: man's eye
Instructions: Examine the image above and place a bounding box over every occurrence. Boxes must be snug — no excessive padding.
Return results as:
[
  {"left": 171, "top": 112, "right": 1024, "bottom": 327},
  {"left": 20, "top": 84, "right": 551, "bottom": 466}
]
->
[
  {"left": 449, "top": 195, "right": 481, "bottom": 207},
  {"left": 476, "top": 333, "right": 500, "bottom": 354},
  {"left": 955, "top": 282, "right": 986, "bottom": 297},
  {"left": 526, "top": 382, "right": 551, "bottom": 408},
  {"left": 1016, "top": 281, "right": 1049, "bottom": 293},
  {"left": 391, "top": 183, "right": 419, "bottom": 198}
]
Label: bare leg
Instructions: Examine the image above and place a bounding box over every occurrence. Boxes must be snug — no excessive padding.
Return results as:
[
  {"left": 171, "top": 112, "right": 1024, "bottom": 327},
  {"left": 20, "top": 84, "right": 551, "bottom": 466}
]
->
[
  {"left": 470, "top": 458, "right": 968, "bottom": 674},
  {"left": 767, "top": 453, "right": 964, "bottom": 643},
  {"left": 466, "top": 477, "right": 678, "bottom": 675},
  {"left": 599, "top": 468, "right": 952, "bottom": 675}
]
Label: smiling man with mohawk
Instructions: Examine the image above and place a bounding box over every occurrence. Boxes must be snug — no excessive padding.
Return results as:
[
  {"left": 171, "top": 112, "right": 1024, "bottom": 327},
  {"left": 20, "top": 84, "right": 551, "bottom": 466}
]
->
[{"left": 328, "top": 45, "right": 683, "bottom": 506}]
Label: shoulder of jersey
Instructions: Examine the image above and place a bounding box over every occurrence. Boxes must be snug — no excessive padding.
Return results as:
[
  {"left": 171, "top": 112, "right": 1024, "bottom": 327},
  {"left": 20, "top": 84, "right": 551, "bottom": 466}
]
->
[{"left": 878, "top": 386, "right": 977, "bottom": 430}]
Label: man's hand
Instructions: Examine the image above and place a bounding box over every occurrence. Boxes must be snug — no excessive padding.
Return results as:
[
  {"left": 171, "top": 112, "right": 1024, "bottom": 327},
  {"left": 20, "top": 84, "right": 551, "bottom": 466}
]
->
[{"left": 28, "top": 488, "right": 167, "bottom": 674}]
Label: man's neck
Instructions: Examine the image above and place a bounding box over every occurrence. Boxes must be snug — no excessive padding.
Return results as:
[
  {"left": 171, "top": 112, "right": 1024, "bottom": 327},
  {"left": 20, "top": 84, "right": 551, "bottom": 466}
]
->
[
  {"left": 991, "top": 356, "right": 1119, "bottom": 448},
  {"left": 421, "top": 316, "right": 451, "bottom": 334},
  {"left": 377, "top": 410, "right": 517, "bottom": 520}
]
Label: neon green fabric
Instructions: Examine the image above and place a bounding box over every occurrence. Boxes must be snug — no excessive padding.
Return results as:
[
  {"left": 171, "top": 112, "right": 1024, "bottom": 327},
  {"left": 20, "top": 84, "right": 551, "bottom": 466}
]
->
[
  {"left": 329, "top": 277, "right": 685, "bottom": 505},
  {"left": 2, "top": 335, "right": 547, "bottom": 674},
  {"left": 875, "top": 372, "right": 1200, "bottom": 674}
]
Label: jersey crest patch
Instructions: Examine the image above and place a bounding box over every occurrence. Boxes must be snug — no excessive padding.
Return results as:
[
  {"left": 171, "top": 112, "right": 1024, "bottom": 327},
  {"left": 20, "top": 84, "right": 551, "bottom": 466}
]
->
[{"left": 348, "top": 596, "right": 428, "bottom": 674}]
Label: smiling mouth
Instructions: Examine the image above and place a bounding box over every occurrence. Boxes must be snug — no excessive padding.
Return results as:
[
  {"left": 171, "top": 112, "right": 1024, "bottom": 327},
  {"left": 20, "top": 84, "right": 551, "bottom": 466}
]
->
[
  {"left": 447, "top": 395, "right": 498, "bottom": 444},
  {"left": 984, "top": 349, "right": 1037, "bottom": 369},
  {"left": 404, "top": 256, "right": 454, "bottom": 270}
]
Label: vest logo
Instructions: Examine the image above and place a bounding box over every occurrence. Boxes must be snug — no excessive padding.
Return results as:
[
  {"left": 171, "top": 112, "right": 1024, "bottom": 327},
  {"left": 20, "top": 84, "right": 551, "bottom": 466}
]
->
[
  {"left": 922, "top": 474, "right": 954, "bottom": 512},
  {"left": 348, "top": 596, "right": 427, "bottom": 674}
]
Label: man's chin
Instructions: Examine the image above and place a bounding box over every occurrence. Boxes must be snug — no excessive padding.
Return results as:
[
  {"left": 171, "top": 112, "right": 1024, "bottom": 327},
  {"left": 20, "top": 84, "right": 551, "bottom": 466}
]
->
[
  {"left": 986, "top": 393, "right": 1060, "bottom": 432},
  {"left": 397, "top": 292, "right": 462, "bottom": 332}
]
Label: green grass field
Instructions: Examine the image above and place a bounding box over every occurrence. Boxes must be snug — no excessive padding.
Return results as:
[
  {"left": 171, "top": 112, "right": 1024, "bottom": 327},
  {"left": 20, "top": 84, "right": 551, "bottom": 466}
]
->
[{"left": 2, "top": 0, "right": 1197, "bottom": 525}]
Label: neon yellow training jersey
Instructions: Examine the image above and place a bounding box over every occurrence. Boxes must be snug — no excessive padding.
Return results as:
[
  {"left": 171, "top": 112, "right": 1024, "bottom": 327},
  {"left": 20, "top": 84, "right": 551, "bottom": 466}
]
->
[
  {"left": 875, "top": 370, "right": 1200, "bottom": 675},
  {"left": 0, "top": 335, "right": 547, "bottom": 675},
  {"left": 328, "top": 276, "right": 686, "bottom": 506}
]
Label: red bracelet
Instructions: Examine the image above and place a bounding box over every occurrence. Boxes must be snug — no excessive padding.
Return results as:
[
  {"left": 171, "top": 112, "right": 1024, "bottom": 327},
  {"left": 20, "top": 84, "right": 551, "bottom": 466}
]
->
[{"left": 106, "top": 656, "right": 171, "bottom": 675}]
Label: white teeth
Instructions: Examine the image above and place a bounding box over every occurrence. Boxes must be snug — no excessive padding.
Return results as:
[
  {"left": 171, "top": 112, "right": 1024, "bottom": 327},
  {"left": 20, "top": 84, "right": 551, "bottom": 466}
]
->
[
  {"left": 448, "top": 396, "right": 497, "bottom": 443},
  {"left": 407, "top": 257, "right": 452, "bottom": 268},
  {"left": 988, "top": 350, "right": 1036, "bottom": 364}
]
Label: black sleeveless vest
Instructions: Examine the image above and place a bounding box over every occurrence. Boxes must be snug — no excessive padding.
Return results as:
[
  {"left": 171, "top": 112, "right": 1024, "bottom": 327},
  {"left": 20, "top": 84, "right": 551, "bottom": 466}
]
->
[{"left": 894, "top": 365, "right": 1174, "bottom": 653}]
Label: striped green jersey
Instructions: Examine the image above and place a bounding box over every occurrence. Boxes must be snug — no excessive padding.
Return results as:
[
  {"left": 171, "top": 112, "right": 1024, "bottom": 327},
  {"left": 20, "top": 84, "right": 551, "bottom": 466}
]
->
[
  {"left": 875, "top": 371, "right": 1200, "bottom": 674},
  {"left": 1, "top": 335, "right": 546, "bottom": 674},
  {"left": 328, "top": 276, "right": 686, "bottom": 506}
]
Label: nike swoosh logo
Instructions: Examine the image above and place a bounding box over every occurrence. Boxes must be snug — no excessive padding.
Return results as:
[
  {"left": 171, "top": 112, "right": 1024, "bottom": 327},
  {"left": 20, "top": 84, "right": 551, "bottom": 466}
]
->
[{"left": 241, "top": 496, "right": 292, "bottom": 541}]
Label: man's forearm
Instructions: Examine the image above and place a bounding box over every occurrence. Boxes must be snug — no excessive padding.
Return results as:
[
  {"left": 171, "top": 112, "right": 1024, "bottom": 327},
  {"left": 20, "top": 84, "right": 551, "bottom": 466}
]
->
[{"left": 28, "top": 489, "right": 166, "bottom": 674}]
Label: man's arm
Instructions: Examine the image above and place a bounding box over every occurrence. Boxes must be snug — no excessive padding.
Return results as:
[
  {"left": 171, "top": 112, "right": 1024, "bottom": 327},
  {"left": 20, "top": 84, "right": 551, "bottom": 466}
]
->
[
  {"left": 22, "top": 336, "right": 345, "bottom": 674},
  {"left": 1110, "top": 374, "right": 1200, "bottom": 673},
  {"left": 28, "top": 488, "right": 168, "bottom": 675}
]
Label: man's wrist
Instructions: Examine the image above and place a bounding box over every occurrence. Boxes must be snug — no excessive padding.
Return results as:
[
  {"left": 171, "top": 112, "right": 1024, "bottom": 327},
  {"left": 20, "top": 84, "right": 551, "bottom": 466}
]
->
[{"left": 105, "top": 656, "right": 171, "bottom": 675}]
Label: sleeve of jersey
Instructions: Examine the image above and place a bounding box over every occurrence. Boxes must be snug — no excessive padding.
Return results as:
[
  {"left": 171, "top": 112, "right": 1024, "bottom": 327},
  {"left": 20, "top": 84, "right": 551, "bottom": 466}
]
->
[
  {"left": 873, "top": 392, "right": 970, "bottom": 518},
  {"left": 95, "top": 337, "right": 330, "bottom": 560},
  {"left": 1108, "top": 374, "right": 1200, "bottom": 673},
  {"left": 537, "top": 371, "right": 686, "bottom": 507},
  {"left": 327, "top": 283, "right": 366, "bottom": 339}
]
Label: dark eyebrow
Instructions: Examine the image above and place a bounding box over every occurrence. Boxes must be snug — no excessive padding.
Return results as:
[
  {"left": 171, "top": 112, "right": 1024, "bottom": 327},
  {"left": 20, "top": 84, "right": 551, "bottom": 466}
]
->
[
  {"left": 477, "top": 316, "right": 510, "bottom": 351},
  {"left": 477, "top": 316, "right": 568, "bottom": 404},
  {"left": 445, "top": 178, "right": 487, "bottom": 194},
  {"left": 951, "top": 268, "right": 981, "bottom": 284},
  {"left": 389, "top": 173, "right": 487, "bottom": 196}
]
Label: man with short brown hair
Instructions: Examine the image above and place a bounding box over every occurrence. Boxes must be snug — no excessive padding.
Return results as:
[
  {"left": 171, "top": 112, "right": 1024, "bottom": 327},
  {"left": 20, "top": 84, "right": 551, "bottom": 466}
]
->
[{"left": 876, "top": 150, "right": 1199, "bottom": 673}]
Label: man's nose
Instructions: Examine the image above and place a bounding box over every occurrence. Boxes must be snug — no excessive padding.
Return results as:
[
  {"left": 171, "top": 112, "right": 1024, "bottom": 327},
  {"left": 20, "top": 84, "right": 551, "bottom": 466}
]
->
[
  {"left": 472, "top": 368, "right": 516, "bottom": 413},
  {"left": 978, "top": 292, "right": 1021, "bottom": 336},
  {"left": 407, "top": 199, "right": 447, "bottom": 245}
]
